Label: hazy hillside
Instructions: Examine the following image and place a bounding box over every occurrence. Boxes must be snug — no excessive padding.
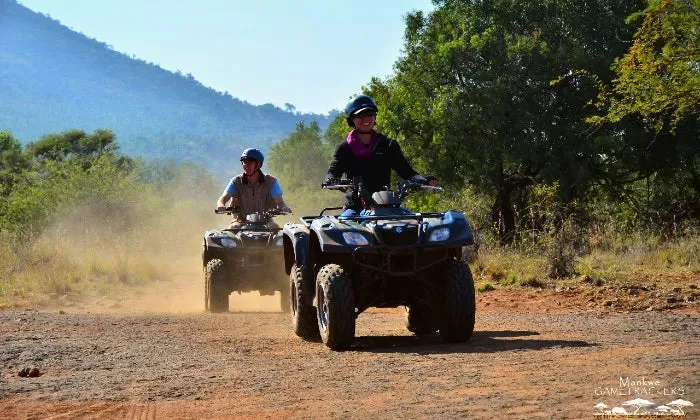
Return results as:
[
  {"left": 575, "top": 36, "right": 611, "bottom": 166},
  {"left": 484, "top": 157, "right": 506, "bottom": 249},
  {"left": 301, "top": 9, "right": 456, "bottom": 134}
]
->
[{"left": 0, "top": 0, "right": 335, "bottom": 174}]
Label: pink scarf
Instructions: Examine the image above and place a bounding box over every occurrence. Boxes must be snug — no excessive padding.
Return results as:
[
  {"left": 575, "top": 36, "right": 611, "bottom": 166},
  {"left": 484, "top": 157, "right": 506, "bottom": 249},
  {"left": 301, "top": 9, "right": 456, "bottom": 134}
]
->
[{"left": 346, "top": 130, "right": 378, "bottom": 158}]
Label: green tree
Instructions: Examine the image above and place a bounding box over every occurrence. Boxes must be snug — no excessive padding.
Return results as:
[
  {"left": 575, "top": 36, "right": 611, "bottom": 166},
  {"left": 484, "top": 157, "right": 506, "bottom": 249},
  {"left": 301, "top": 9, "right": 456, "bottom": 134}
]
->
[
  {"left": 368, "top": 0, "right": 645, "bottom": 242},
  {"left": 0, "top": 131, "right": 28, "bottom": 197},
  {"left": 605, "top": 0, "right": 700, "bottom": 131},
  {"left": 591, "top": 0, "right": 700, "bottom": 226},
  {"left": 267, "top": 122, "right": 337, "bottom": 213},
  {"left": 324, "top": 114, "right": 351, "bottom": 147},
  {"left": 268, "top": 122, "right": 334, "bottom": 190},
  {"left": 0, "top": 129, "right": 140, "bottom": 232},
  {"left": 0, "top": 154, "right": 141, "bottom": 232},
  {"left": 25, "top": 129, "right": 119, "bottom": 162}
]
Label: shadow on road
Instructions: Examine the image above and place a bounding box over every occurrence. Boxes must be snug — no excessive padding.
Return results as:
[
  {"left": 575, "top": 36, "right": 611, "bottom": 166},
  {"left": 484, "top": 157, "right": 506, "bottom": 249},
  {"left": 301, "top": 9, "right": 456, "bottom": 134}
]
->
[{"left": 350, "top": 330, "right": 595, "bottom": 354}]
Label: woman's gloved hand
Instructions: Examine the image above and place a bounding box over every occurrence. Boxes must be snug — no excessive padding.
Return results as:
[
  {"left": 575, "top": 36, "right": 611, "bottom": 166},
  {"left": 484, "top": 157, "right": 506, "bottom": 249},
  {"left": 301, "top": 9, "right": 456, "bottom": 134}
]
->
[{"left": 412, "top": 174, "right": 439, "bottom": 186}]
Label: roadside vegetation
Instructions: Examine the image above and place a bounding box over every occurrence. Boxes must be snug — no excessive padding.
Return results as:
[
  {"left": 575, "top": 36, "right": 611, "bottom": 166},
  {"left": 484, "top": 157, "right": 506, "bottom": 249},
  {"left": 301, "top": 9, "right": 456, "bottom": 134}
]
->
[
  {"left": 266, "top": 0, "right": 699, "bottom": 309},
  {"left": 0, "top": 129, "right": 220, "bottom": 308},
  {"left": 1, "top": 0, "right": 698, "bottom": 309}
]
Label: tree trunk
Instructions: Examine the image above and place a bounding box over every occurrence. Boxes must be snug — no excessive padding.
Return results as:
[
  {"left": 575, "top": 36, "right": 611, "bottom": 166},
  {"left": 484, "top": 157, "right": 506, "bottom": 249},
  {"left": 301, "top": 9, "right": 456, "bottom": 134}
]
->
[{"left": 491, "top": 176, "right": 516, "bottom": 245}]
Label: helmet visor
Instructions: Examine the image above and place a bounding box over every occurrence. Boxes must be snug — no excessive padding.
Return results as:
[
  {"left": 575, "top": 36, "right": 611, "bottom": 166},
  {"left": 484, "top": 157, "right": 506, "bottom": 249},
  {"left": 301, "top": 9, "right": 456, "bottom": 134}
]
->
[{"left": 352, "top": 107, "right": 378, "bottom": 117}]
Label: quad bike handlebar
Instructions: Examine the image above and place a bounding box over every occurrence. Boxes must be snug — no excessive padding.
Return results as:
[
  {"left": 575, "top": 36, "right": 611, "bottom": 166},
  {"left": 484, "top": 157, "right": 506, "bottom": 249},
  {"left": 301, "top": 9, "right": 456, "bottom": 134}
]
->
[
  {"left": 321, "top": 177, "right": 443, "bottom": 214},
  {"left": 214, "top": 207, "right": 236, "bottom": 214},
  {"left": 398, "top": 180, "right": 443, "bottom": 196},
  {"left": 214, "top": 207, "right": 292, "bottom": 216},
  {"left": 322, "top": 178, "right": 442, "bottom": 197},
  {"left": 321, "top": 179, "right": 354, "bottom": 192}
]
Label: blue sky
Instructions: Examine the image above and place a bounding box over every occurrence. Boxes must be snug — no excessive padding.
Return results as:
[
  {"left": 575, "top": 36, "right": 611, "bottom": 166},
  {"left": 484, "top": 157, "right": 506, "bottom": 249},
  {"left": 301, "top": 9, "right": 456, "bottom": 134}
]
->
[{"left": 18, "top": 0, "right": 435, "bottom": 114}]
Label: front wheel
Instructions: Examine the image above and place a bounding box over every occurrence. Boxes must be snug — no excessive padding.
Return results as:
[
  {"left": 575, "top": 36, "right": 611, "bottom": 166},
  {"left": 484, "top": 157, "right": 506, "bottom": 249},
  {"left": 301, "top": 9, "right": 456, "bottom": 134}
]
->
[
  {"left": 316, "top": 264, "right": 355, "bottom": 350},
  {"left": 205, "top": 259, "right": 229, "bottom": 313},
  {"left": 290, "top": 264, "right": 319, "bottom": 340},
  {"left": 438, "top": 259, "right": 476, "bottom": 343}
]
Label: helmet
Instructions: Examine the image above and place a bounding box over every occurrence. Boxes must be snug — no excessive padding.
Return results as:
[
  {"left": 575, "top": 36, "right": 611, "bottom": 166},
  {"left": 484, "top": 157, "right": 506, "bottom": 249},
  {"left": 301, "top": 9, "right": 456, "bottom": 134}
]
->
[
  {"left": 344, "top": 95, "right": 378, "bottom": 127},
  {"left": 240, "top": 148, "right": 264, "bottom": 163}
]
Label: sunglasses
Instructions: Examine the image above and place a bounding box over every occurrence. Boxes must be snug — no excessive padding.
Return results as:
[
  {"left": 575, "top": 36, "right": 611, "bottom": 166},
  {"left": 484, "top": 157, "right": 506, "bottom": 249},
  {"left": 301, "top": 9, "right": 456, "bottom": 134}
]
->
[
  {"left": 240, "top": 158, "right": 256, "bottom": 164},
  {"left": 354, "top": 112, "right": 377, "bottom": 118}
]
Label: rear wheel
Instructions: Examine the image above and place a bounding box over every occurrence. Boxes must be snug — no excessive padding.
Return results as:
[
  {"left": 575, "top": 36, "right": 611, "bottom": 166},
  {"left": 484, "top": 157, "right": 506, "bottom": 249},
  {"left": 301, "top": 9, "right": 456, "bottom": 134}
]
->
[
  {"left": 438, "top": 259, "right": 476, "bottom": 342},
  {"left": 316, "top": 264, "right": 355, "bottom": 350},
  {"left": 405, "top": 306, "right": 437, "bottom": 335},
  {"left": 290, "top": 264, "right": 319, "bottom": 340},
  {"left": 205, "top": 259, "right": 229, "bottom": 313}
]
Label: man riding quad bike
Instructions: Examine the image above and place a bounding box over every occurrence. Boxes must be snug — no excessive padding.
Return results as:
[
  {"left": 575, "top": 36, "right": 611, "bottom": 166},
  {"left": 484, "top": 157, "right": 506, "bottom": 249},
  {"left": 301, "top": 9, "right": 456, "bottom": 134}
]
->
[
  {"left": 280, "top": 177, "right": 476, "bottom": 350},
  {"left": 203, "top": 147, "right": 293, "bottom": 312},
  {"left": 202, "top": 207, "right": 291, "bottom": 312}
]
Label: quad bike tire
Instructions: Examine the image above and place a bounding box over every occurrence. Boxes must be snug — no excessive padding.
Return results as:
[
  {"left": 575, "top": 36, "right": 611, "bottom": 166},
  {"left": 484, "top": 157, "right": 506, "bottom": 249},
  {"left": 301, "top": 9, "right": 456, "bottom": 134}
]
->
[
  {"left": 438, "top": 259, "right": 476, "bottom": 343},
  {"left": 205, "top": 258, "right": 229, "bottom": 313},
  {"left": 316, "top": 264, "right": 355, "bottom": 350},
  {"left": 290, "top": 264, "right": 319, "bottom": 340},
  {"left": 405, "top": 306, "right": 438, "bottom": 335}
]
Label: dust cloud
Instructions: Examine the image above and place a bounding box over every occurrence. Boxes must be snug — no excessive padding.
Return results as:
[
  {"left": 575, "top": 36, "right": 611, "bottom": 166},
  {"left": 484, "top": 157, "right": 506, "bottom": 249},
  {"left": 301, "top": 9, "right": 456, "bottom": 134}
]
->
[
  {"left": 39, "top": 189, "right": 288, "bottom": 314},
  {"left": 29, "top": 168, "right": 346, "bottom": 314}
]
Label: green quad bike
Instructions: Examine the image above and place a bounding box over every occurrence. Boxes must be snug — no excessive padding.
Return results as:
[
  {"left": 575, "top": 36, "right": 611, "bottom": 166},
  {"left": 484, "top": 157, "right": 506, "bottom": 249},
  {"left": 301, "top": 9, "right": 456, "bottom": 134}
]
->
[
  {"left": 202, "top": 208, "right": 291, "bottom": 313},
  {"left": 281, "top": 178, "right": 476, "bottom": 350}
]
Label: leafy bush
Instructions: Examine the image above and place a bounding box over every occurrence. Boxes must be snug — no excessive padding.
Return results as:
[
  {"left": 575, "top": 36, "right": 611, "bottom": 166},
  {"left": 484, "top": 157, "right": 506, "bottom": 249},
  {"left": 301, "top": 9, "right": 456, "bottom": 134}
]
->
[{"left": 0, "top": 130, "right": 222, "bottom": 307}]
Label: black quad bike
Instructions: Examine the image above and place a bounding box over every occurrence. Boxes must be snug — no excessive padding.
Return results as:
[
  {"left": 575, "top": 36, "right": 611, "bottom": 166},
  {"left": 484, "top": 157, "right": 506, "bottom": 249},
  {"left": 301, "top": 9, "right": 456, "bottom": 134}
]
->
[
  {"left": 202, "top": 208, "right": 290, "bottom": 313},
  {"left": 281, "top": 178, "right": 476, "bottom": 350}
]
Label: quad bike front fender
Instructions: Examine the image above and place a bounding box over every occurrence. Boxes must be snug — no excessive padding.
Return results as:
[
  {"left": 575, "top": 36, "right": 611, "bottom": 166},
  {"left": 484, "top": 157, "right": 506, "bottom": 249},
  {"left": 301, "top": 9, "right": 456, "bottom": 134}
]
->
[
  {"left": 202, "top": 230, "right": 231, "bottom": 265},
  {"left": 282, "top": 223, "right": 310, "bottom": 275}
]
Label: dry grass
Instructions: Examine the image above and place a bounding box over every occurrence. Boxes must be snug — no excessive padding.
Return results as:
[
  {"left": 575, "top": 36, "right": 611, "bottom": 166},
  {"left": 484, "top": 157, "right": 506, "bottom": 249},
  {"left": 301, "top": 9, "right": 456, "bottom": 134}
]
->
[
  {"left": 472, "top": 246, "right": 549, "bottom": 288},
  {"left": 577, "top": 235, "right": 700, "bottom": 285},
  {"left": 0, "top": 197, "right": 217, "bottom": 309},
  {"left": 472, "top": 233, "right": 699, "bottom": 293}
]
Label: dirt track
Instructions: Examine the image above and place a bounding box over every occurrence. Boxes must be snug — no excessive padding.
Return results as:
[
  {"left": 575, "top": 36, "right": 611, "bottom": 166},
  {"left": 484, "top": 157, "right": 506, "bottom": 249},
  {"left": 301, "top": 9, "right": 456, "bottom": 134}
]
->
[{"left": 1, "top": 288, "right": 698, "bottom": 419}]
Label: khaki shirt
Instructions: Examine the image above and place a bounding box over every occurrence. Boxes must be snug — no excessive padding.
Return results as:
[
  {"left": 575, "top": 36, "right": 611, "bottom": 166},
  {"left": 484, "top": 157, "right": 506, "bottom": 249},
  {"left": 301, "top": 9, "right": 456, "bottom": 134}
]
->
[{"left": 231, "top": 173, "right": 279, "bottom": 220}]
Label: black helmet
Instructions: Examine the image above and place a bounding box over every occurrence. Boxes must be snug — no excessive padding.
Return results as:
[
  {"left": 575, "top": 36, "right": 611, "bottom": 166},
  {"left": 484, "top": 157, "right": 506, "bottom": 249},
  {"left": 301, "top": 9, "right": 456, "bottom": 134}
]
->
[
  {"left": 345, "top": 95, "right": 378, "bottom": 127},
  {"left": 240, "top": 148, "right": 264, "bottom": 163}
]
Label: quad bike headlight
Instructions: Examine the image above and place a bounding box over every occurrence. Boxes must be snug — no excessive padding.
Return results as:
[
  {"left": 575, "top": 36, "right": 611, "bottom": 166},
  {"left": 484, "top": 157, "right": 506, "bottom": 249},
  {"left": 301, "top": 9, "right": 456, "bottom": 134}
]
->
[
  {"left": 342, "top": 232, "right": 369, "bottom": 246},
  {"left": 428, "top": 227, "right": 450, "bottom": 242},
  {"left": 219, "top": 237, "right": 237, "bottom": 248}
]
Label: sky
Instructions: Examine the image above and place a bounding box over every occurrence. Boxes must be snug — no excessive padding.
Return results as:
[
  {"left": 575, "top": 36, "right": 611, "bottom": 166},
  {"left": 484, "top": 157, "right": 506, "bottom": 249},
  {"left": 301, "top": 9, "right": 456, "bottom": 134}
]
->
[{"left": 18, "top": 0, "right": 435, "bottom": 114}]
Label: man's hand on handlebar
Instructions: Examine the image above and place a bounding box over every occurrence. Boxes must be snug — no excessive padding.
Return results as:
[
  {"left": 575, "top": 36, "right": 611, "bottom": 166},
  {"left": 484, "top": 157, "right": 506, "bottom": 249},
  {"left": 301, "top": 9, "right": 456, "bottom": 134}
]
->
[
  {"left": 215, "top": 206, "right": 237, "bottom": 214},
  {"left": 276, "top": 206, "right": 293, "bottom": 215}
]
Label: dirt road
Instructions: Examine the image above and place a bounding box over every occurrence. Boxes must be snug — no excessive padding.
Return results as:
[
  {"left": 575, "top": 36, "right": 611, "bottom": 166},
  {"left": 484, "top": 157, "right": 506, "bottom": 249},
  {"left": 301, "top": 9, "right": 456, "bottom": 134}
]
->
[{"left": 1, "top": 287, "right": 698, "bottom": 419}]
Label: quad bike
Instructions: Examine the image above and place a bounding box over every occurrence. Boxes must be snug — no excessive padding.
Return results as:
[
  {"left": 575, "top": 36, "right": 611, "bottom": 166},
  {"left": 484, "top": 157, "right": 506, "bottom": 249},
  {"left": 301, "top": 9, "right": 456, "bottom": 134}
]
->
[
  {"left": 281, "top": 177, "right": 476, "bottom": 350},
  {"left": 202, "top": 207, "right": 291, "bottom": 313}
]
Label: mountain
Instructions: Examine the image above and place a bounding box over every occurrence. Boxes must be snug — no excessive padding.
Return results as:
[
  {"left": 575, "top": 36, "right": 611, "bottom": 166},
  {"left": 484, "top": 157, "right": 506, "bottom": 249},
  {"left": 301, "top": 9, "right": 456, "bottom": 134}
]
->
[{"left": 0, "top": 0, "right": 336, "bottom": 174}]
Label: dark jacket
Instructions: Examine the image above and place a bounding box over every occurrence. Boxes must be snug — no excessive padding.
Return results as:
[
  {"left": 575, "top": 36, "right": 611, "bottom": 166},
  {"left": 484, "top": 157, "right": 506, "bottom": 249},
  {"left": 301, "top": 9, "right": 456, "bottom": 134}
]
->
[{"left": 326, "top": 133, "right": 418, "bottom": 210}]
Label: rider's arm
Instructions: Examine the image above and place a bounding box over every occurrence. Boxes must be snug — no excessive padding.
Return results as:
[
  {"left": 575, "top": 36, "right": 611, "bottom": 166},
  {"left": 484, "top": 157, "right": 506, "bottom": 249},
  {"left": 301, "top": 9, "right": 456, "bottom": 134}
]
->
[
  {"left": 217, "top": 180, "right": 238, "bottom": 209},
  {"left": 388, "top": 139, "right": 419, "bottom": 180},
  {"left": 272, "top": 195, "right": 292, "bottom": 213},
  {"left": 217, "top": 192, "right": 237, "bottom": 209},
  {"left": 270, "top": 179, "right": 292, "bottom": 212},
  {"left": 326, "top": 142, "right": 348, "bottom": 182}
]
